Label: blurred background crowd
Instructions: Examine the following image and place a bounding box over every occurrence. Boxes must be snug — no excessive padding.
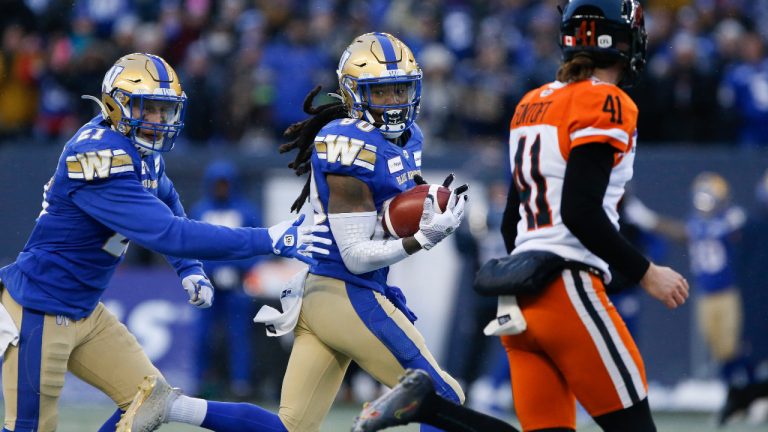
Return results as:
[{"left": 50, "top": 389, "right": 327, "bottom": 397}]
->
[{"left": 3, "top": 0, "right": 768, "bottom": 151}]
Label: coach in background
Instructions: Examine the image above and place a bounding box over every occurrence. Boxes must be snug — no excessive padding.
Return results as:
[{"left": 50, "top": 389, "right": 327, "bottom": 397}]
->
[{"left": 0, "top": 52, "right": 329, "bottom": 432}]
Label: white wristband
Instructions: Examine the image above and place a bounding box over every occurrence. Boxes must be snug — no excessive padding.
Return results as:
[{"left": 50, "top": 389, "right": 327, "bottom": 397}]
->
[{"left": 413, "top": 231, "right": 433, "bottom": 250}]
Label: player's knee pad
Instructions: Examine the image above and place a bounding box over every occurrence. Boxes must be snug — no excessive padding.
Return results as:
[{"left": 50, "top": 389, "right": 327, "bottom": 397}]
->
[{"left": 593, "top": 398, "right": 656, "bottom": 432}]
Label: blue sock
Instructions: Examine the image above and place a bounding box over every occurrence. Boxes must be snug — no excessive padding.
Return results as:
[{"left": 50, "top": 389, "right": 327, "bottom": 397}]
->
[
  {"left": 420, "top": 425, "right": 447, "bottom": 432},
  {"left": 97, "top": 408, "right": 123, "bottom": 432},
  {"left": 202, "top": 401, "right": 287, "bottom": 432},
  {"left": 721, "top": 357, "right": 753, "bottom": 387}
]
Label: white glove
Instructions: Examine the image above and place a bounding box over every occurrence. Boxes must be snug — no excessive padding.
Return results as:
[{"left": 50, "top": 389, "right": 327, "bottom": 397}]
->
[
  {"left": 267, "top": 214, "right": 332, "bottom": 265},
  {"left": 413, "top": 187, "right": 467, "bottom": 250},
  {"left": 182, "top": 274, "right": 214, "bottom": 308}
]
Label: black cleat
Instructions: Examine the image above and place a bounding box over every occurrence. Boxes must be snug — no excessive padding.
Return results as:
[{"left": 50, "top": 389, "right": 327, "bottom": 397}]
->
[
  {"left": 717, "top": 385, "right": 754, "bottom": 426},
  {"left": 351, "top": 369, "right": 434, "bottom": 432}
]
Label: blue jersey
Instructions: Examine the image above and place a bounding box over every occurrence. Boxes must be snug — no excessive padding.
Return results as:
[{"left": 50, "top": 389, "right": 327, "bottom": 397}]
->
[
  {"left": 0, "top": 117, "right": 273, "bottom": 319},
  {"left": 308, "top": 118, "right": 423, "bottom": 293},
  {"left": 686, "top": 207, "right": 745, "bottom": 294}
]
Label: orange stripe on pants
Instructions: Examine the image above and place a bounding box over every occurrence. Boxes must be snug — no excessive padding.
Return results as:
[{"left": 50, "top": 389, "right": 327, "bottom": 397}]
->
[{"left": 501, "top": 269, "right": 647, "bottom": 431}]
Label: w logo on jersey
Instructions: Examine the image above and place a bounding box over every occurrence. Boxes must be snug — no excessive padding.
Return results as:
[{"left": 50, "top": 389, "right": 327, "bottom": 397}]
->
[
  {"left": 69, "top": 150, "right": 113, "bottom": 180},
  {"left": 325, "top": 135, "right": 363, "bottom": 166},
  {"left": 67, "top": 147, "right": 134, "bottom": 181}
]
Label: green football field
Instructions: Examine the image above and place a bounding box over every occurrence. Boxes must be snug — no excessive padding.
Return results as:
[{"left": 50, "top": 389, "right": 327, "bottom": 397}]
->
[{"left": 7, "top": 402, "right": 766, "bottom": 432}]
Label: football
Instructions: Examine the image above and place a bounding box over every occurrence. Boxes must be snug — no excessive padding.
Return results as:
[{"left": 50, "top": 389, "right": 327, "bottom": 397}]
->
[{"left": 382, "top": 184, "right": 452, "bottom": 238}]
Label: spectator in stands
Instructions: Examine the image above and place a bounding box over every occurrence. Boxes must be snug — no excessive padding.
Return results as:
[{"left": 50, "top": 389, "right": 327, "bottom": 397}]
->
[
  {"left": 719, "top": 31, "right": 768, "bottom": 148},
  {"left": 416, "top": 43, "right": 460, "bottom": 142},
  {"left": 652, "top": 32, "right": 721, "bottom": 143},
  {"left": 0, "top": 22, "right": 42, "bottom": 138},
  {"left": 178, "top": 43, "right": 222, "bottom": 145},
  {"left": 4, "top": 0, "right": 768, "bottom": 147},
  {"left": 257, "top": 15, "right": 334, "bottom": 138}
]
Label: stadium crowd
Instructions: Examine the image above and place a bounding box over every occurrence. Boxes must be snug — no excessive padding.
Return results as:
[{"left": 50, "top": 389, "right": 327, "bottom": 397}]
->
[{"left": 2, "top": 0, "right": 768, "bottom": 150}]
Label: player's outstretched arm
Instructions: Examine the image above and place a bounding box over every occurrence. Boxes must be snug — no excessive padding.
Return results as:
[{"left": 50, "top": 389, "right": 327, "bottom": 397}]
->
[
  {"left": 72, "top": 178, "right": 329, "bottom": 262},
  {"left": 267, "top": 214, "right": 331, "bottom": 266}
]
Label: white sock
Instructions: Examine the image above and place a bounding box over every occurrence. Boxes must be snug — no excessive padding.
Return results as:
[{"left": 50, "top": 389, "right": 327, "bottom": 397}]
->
[{"left": 168, "top": 395, "right": 207, "bottom": 426}]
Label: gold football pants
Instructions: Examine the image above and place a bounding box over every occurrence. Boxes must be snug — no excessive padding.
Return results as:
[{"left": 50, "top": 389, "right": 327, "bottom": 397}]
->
[
  {"left": 1, "top": 286, "right": 160, "bottom": 432},
  {"left": 278, "top": 274, "right": 464, "bottom": 432},
  {"left": 696, "top": 287, "right": 742, "bottom": 361}
]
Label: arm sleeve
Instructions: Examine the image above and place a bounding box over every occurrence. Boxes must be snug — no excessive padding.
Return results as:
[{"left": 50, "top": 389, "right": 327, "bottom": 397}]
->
[
  {"left": 157, "top": 172, "right": 204, "bottom": 279},
  {"left": 328, "top": 211, "right": 409, "bottom": 274},
  {"left": 70, "top": 177, "right": 274, "bottom": 260},
  {"left": 561, "top": 143, "right": 650, "bottom": 283},
  {"left": 500, "top": 176, "right": 522, "bottom": 254}
]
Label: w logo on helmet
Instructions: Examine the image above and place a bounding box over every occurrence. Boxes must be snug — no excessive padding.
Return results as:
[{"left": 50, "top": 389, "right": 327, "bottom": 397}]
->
[{"left": 102, "top": 65, "right": 124, "bottom": 93}]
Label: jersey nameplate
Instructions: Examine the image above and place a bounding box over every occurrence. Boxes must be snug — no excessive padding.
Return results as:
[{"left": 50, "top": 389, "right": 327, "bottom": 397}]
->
[{"left": 67, "top": 149, "right": 134, "bottom": 180}]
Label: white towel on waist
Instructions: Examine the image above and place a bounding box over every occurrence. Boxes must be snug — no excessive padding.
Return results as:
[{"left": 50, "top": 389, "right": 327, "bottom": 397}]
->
[
  {"left": 483, "top": 295, "right": 527, "bottom": 336},
  {"left": 253, "top": 269, "right": 307, "bottom": 337},
  {"left": 0, "top": 282, "right": 19, "bottom": 356}
]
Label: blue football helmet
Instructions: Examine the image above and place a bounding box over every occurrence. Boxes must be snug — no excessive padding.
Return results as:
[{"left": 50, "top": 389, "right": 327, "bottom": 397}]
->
[
  {"left": 560, "top": 0, "right": 648, "bottom": 86},
  {"left": 85, "top": 53, "right": 187, "bottom": 153},
  {"left": 337, "top": 32, "right": 422, "bottom": 139}
]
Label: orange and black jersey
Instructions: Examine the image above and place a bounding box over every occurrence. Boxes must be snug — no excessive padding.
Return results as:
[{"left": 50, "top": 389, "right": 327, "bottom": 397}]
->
[{"left": 502, "top": 78, "right": 649, "bottom": 283}]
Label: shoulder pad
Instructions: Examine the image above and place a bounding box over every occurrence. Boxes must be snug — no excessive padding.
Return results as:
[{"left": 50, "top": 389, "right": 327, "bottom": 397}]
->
[
  {"left": 568, "top": 81, "right": 638, "bottom": 152},
  {"left": 315, "top": 119, "right": 383, "bottom": 172},
  {"left": 64, "top": 127, "right": 136, "bottom": 181},
  {"left": 65, "top": 147, "right": 135, "bottom": 181}
]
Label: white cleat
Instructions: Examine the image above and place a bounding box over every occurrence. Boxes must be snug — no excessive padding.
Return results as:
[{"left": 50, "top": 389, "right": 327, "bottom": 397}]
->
[{"left": 116, "top": 375, "right": 181, "bottom": 432}]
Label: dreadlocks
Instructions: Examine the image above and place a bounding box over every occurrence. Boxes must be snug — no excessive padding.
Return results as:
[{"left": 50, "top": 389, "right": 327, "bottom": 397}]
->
[{"left": 280, "top": 85, "right": 348, "bottom": 212}]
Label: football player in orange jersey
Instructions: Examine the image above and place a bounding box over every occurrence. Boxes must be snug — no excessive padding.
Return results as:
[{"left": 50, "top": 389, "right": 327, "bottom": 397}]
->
[{"left": 494, "top": 0, "right": 690, "bottom": 431}]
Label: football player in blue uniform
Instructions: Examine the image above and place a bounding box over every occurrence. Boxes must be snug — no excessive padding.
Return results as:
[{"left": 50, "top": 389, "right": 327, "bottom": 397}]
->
[
  {"left": 638, "top": 172, "right": 754, "bottom": 425},
  {"left": 0, "top": 52, "right": 330, "bottom": 432},
  {"left": 275, "top": 32, "right": 517, "bottom": 432},
  {"left": 685, "top": 173, "right": 753, "bottom": 425}
]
